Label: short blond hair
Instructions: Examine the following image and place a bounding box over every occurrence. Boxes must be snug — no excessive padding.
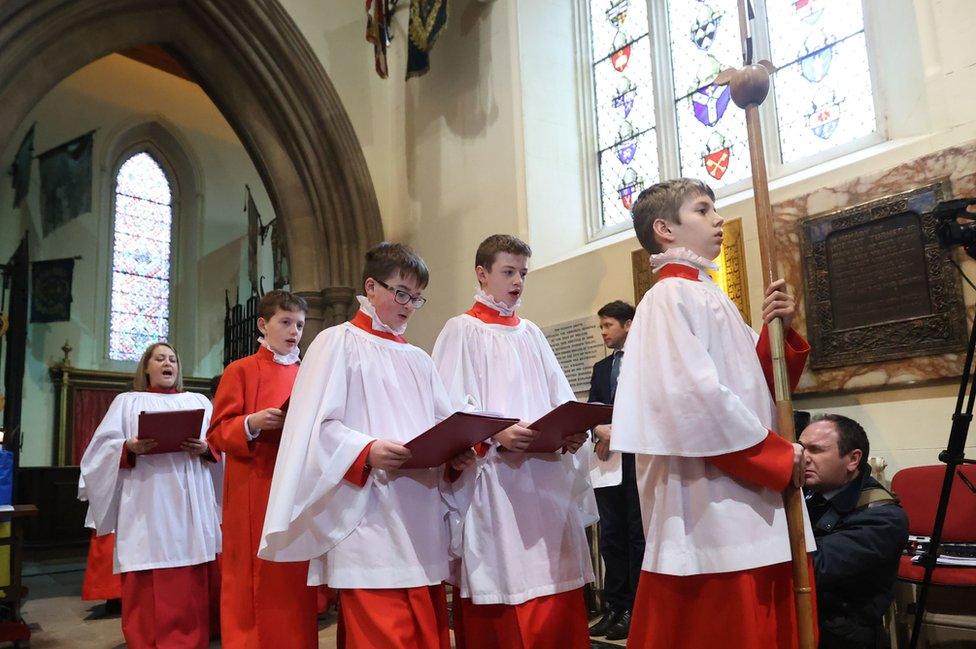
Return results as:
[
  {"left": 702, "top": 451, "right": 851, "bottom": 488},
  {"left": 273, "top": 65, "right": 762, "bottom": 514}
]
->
[
  {"left": 132, "top": 342, "right": 184, "bottom": 392},
  {"left": 631, "top": 178, "right": 715, "bottom": 254}
]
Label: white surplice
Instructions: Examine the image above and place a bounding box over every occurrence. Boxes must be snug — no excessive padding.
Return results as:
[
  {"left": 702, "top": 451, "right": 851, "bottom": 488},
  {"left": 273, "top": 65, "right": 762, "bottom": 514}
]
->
[
  {"left": 79, "top": 391, "right": 220, "bottom": 573},
  {"left": 259, "top": 320, "right": 457, "bottom": 590},
  {"left": 433, "top": 310, "right": 597, "bottom": 605},
  {"left": 610, "top": 248, "right": 815, "bottom": 577}
]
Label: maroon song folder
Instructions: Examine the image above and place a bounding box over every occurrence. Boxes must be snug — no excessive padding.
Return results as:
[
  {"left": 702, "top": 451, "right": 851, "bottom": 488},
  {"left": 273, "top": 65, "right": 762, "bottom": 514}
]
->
[
  {"left": 255, "top": 397, "right": 291, "bottom": 445},
  {"left": 519, "top": 401, "right": 614, "bottom": 453},
  {"left": 400, "top": 412, "right": 518, "bottom": 469},
  {"left": 137, "top": 409, "right": 206, "bottom": 455}
]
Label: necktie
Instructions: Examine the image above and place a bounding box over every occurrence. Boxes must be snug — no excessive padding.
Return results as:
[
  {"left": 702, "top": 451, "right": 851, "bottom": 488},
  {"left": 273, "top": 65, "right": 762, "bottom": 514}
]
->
[{"left": 610, "top": 350, "right": 623, "bottom": 401}]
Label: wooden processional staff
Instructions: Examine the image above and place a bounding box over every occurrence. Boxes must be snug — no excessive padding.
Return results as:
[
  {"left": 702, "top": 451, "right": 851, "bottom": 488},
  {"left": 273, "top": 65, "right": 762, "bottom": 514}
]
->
[{"left": 714, "top": 2, "right": 816, "bottom": 648}]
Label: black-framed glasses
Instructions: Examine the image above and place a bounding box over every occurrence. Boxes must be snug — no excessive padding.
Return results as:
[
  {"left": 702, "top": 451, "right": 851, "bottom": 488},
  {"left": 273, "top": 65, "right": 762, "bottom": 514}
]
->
[{"left": 375, "top": 279, "right": 427, "bottom": 309}]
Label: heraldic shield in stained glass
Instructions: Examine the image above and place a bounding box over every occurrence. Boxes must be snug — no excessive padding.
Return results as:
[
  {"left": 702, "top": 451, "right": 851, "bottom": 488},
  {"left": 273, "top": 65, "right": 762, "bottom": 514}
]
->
[
  {"left": 767, "top": 0, "right": 876, "bottom": 163},
  {"left": 590, "top": 0, "right": 659, "bottom": 228},
  {"left": 668, "top": 0, "right": 749, "bottom": 187},
  {"left": 587, "top": 0, "right": 879, "bottom": 229}
]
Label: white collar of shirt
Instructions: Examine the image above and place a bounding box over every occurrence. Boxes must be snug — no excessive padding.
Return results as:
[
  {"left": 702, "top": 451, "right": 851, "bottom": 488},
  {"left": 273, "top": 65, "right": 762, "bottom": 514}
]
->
[
  {"left": 356, "top": 295, "right": 408, "bottom": 336},
  {"left": 649, "top": 247, "right": 719, "bottom": 273},
  {"left": 257, "top": 336, "right": 301, "bottom": 365},
  {"left": 473, "top": 288, "right": 521, "bottom": 317}
]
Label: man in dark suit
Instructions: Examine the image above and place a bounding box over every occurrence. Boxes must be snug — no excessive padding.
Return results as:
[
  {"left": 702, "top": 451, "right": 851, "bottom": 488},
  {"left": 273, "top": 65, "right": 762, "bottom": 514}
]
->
[
  {"left": 800, "top": 414, "right": 908, "bottom": 649},
  {"left": 588, "top": 300, "right": 644, "bottom": 642}
]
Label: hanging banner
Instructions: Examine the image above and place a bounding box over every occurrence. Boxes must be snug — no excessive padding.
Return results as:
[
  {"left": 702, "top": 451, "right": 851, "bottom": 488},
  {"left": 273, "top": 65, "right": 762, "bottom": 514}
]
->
[
  {"left": 31, "top": 257, "right": 75, "bottom": 323},
  {"left": 39, "top": 131, "right": 94, "bottom": 236}
]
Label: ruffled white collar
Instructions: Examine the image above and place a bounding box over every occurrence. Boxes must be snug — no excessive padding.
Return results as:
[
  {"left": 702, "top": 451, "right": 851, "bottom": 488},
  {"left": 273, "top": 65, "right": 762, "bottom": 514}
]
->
[
  {"left": 473, "top": 288, "right": 521, "bottom": 317},
  {"left": 257, "top": 336, "right": 300, "bottom": 365},
  {"left": 356, "top": 295, "right": 408, "bottom": 336},
  {"left": 650, "top": 247, "right": 719, "bottom": 273}
]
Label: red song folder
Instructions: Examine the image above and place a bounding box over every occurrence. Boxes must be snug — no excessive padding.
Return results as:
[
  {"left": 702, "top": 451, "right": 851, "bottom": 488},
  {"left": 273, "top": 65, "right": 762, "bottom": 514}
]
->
[
  {"left": 400, "top": 412, "right": 518, "bottom": 469},
  {"left": 137, "top": 409, "right": 206, "bottom": 455},
  {"left": 255, "top": 398, "right": 291, "bottom": 445},
  {"left": 519, "top": 401, "right": 614, "bottom": 453}
]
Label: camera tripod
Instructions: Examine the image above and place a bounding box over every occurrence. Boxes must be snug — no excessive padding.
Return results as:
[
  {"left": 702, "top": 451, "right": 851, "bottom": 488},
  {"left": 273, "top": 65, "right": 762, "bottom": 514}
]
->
[{"left": 909, "top": 201, "right": 976, "bottom": 649}]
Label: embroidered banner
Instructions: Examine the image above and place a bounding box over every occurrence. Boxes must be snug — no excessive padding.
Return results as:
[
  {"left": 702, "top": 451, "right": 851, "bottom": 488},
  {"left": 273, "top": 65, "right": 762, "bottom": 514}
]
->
[
  {"left": 39, "top": 131, "right": 94, "bottom": 236},
  {"left": 407, "top": 0, "right": 447, "bottom": 79},
  {"left": 10, "top": 124, "right": 34, "bottom": 208},
  {"left": 31, "top": 257, "right": 75, "bottom": 323}
]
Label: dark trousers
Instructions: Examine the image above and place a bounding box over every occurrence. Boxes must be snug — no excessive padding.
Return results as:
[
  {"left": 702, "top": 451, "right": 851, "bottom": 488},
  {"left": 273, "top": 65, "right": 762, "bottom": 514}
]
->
[{"left": 594, "top": 453, "right": 645, "bottom": 611}]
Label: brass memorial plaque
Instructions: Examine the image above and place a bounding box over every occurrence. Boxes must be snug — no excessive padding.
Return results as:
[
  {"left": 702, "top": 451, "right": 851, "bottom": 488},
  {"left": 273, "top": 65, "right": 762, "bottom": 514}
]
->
[{"left": 800, "top": 181, "right": 967, "bottom": 369}]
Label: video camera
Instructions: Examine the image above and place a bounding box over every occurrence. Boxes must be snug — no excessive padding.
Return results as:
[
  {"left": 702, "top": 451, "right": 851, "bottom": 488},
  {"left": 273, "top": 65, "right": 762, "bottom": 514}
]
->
[{"left": 934, "top": 198, "right": 976, "bottom": 257}]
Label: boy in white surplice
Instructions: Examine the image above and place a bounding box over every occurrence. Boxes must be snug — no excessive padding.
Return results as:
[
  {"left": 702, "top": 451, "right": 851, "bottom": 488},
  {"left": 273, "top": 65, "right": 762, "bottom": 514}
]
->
[
  {"left": 259, "top": 242, "right": 475, "bottom": 649},
  {"left": 610, "top": 178, "right": 818, "bottom": 649},
  {"left": 432, "top": 234, "right": 597, "bottom": 649}
]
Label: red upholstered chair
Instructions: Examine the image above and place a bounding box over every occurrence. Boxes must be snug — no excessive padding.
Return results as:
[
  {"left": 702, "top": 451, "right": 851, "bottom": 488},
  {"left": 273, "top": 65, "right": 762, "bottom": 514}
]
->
[{"left": 890, "top": 464, "right": 976, "bottom": 647}]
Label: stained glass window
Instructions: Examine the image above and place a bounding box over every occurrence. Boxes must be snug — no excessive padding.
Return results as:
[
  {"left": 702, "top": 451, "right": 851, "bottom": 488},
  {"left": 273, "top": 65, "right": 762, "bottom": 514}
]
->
[
  {"left": 584, "top": 0, "right": 879, "bottom": 234},
  {"left": 109, "top": 152, "right": 173, "bottom": 361},
  {"left": 766, "top": 1, "right": 875, "bottom": 163},
  {"left": 668, "top": 0, "right": 751, "bottom": 189},
  {"left": 589, "top": 0, "right": 659, "bottom": 228}
]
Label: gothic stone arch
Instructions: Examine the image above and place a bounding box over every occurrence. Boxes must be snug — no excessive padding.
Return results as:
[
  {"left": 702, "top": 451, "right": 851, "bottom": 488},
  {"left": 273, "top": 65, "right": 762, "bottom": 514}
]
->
[{"left": 0, "top": 0, "right": 383, "bottom": 335}]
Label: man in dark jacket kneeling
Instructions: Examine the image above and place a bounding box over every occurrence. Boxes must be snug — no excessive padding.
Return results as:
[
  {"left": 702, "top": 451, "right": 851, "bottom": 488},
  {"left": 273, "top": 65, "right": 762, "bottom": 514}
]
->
[{"left": 800, "top": 414, "right": 909, "bottom": 649}]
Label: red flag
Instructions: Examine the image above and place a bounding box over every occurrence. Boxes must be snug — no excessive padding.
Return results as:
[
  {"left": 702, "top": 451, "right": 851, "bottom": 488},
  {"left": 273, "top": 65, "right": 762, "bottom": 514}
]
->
[{"left": 366, "top": 0, "right": 389, "bottom": 79}]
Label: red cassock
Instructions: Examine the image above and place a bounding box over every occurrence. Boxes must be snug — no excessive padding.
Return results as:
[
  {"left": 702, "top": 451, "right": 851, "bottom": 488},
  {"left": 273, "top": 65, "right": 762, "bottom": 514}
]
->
[
  {"left": 454, "top": 588, "right": 590, "bottom": 649},
  {"left": 628, "top": 325, "right": 818, "bottom": 649},
  {"left": 208, "top": 347, "right": 318, "bottom": 649},
  {"left": 338, "top": 584, "right": 452, "bottom": 649},
  {"left": 121, "top": 563, "right": 213, "bottom": 649},
  {"left": 81, "top": 531, "right": 122, "bottom": 601},
  {"left": 335, "top": 440, "right": 453, "bottom": 649}
]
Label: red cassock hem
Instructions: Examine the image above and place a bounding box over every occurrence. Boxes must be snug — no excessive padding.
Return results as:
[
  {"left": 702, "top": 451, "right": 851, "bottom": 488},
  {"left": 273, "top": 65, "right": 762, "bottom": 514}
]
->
[
  {"left": 337, "top": 584, "right": 451, "bottom": 649},
  {"left": 219, "top": 553, "right": 317, "bottom": 648},
  {"left": 81, "top": 531, "right": 122, "bottom": 601},
  {"left": 453, "top": 588, "right": 590, "bottom": 649},
  {"left": 121, "top": 562, "right": 213, "bottom": 649},
  {"left": 629, "top": 562, "right": 818, "bottom": 649}
]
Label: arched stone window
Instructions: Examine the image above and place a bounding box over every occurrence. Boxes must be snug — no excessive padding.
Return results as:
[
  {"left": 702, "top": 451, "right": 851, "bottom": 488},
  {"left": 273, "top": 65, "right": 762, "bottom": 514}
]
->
[{"left": 108, "top": 151, "right": 175, "bottom": 361}]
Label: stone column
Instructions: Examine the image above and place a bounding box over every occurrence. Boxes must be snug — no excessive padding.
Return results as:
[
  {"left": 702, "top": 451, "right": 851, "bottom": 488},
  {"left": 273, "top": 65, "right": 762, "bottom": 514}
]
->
[
  {"left": 294, "top": 291, "right": 326, "bottom": 353},
  {"left": 321, "top": 285, "right": 358, "bottom": 326},
  {"left": 295, "top": 286, "right": 357, "bottom": 349}
]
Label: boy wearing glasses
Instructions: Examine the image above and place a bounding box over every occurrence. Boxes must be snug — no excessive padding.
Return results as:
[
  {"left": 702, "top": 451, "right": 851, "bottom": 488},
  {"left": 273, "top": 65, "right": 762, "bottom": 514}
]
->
[
  {"left": 432, "top": 234, "right": 597, "bottom": 648},
  {"left": 260, "top": 242, "right": 475, "bottom": 649}
]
